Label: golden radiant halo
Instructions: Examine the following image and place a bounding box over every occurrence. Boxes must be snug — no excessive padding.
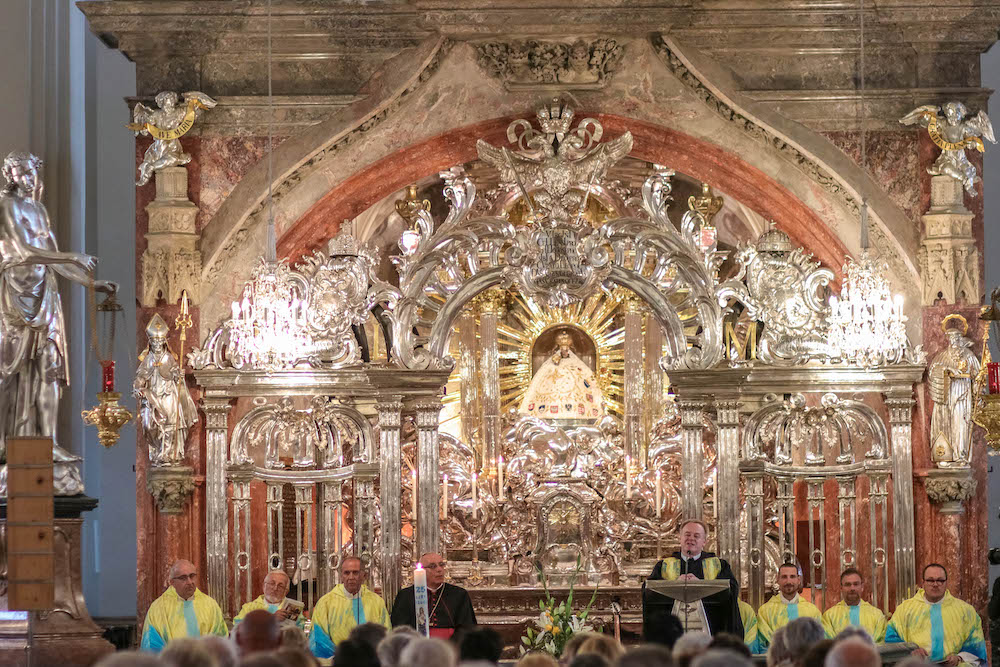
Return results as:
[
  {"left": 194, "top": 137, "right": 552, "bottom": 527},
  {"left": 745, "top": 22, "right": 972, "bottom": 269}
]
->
[{"left": 497, "top": 289, "right": 626, "bottom": 417}]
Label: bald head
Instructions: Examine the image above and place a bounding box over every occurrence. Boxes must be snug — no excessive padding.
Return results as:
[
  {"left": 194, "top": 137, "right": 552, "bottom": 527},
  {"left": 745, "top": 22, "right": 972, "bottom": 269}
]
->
[
  {"left": 824, "top": 637, "right": 880, "bottom": 667},
  {"left": 167, "top": 559, "right": 198, "bottom": 600},
  {"left": 235, "top": 609, "right": 281, "bottom": 656}
]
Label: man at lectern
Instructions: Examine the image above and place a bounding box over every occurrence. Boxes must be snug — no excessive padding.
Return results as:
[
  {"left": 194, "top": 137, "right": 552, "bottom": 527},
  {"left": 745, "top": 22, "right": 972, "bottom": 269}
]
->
[{"left": 644, "top": 519, "right": 743, "bottom": 637}]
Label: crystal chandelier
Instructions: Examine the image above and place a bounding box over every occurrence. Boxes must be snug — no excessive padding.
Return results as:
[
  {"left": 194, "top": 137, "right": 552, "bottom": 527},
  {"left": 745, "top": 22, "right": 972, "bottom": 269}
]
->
[
  {"left": 826, "top": 0, "right": 908, "bottom": 367},
  {"left": 225, "top": 0, "right": 309, "bottom": 372},
  {"left": 828, "top": 243, "right": 908, "bottom": 367}
]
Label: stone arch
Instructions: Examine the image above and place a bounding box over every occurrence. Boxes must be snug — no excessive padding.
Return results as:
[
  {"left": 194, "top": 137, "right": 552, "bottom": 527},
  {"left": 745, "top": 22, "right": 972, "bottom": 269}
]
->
[{"left": 197, "top": 36, "right": 921, "bottom": 337}]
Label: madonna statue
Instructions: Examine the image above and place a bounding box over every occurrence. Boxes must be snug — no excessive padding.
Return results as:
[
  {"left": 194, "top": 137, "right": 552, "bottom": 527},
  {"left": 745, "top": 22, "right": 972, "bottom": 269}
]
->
[{"left": 519, "top": 329, "right": 603, "bottom": 420}]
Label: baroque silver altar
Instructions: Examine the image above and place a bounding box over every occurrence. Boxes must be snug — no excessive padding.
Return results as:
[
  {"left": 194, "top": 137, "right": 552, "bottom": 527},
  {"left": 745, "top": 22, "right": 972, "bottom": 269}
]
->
[{"left": 188, "top": 101, "right": 926, "bottom": 628}]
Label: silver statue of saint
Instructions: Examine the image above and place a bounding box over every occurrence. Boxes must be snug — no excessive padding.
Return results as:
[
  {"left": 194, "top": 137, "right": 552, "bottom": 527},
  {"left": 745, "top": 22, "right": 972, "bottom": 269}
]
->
[
  {"left": 928, "top": 315, "right": 981, "bottom": 467},
  {"left": 134, "top": 314, "right": 198, "bottom": 466},
  {"left": 129, "top": 90, "right": 217, "bottom": 186},
  {"left": 900, "top": 102, "right": 995, "bottom": 196},
  {"left": 0, "top": 152, "right": 117, "bottom": 494}
]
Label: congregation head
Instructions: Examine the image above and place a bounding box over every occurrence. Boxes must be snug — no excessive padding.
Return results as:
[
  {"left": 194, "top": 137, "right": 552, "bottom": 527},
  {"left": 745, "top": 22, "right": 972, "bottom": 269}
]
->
[
  {"left": 615, "top": 644, "right": 676, "bottom": 667},
  {"left": 823, "top": 636, "right": 880, "bottom": 667},
  {"left": 234, "top": 609, "right": 281, "bottom": 656},
  {"left": 399, "top": 636, "right": 457, "bottom": 667}
]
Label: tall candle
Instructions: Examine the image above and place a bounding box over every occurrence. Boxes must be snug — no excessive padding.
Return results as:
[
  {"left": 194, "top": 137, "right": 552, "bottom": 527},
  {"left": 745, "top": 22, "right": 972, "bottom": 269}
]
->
[
  {"left": 990, "top": 362, "right": 1000, "bottom": 394},
  {"left": 655, "top": 470, "right": 662, "bottom": 519},
  {"left": 413, "top": 564, "right": 429, "bottom": 637},
  {"left": 101, "top": 360, "right": 115, "bottom": 393},
  {"left": 625, "top": 455, "right": 632, "bottom": 499},
  {"left": 441, "top": 474, "right": 448, "bottom": 519},
  {"left": 472, "top": 472, "right": 478, "bottom": 520},
  {"left": 497, "top": 455, "right": 505, "bottom": 501}
]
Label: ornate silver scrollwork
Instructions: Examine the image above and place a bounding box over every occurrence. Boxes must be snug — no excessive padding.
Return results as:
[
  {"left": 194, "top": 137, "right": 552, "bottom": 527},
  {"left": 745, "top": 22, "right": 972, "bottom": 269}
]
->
[
  {"left": 743, "top": 393, "right": 888, "bottom": 465},
  {"left": 717, "top": 226, "right": 836, "bottom": 365}
]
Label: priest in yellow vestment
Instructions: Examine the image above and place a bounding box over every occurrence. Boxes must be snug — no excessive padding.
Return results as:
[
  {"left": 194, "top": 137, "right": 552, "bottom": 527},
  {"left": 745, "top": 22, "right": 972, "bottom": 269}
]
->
[
  {"left": 233, "top": 570, "right": 305, "bottom": 630},
  {"left": 886, "top": 564, "right": 986, "bottom": 666},
  {"left": 822, "top": 567, "right": 886, "bottom": 641},
  {"left": 309, "top": 556, "right": 391, "bottom": 659},
  {"left": 757, "top": 563, "right": 822, "bottom": 648},
  {"left": 140, "top": 559, "right": 227, "bottom": 652},
  {"left": 739, "top": 599, "right": 761, "bottom": 653}
]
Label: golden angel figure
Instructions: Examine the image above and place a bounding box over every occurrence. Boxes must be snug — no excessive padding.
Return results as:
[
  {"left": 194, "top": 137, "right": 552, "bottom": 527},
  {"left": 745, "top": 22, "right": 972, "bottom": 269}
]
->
[
  {"left": 129, "top": 90, "right": 217, "bottom": 186},
  {"left": 900, "top": 102, "right": 995, "bottom": 196},
  {"left": 519, "top": 330, "right": 603, "bottom": 420}
]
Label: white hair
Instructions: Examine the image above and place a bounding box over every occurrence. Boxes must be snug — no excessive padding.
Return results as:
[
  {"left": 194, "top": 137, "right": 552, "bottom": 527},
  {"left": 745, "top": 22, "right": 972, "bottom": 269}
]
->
[
  {"left": 692, "top": 648, "right": 752, "bottom": 667},
  {"left": 672, "top": 631, "right": 713, "bottom": 661},
  {"left": 783, "top": 616, "right": 825, "bottom": 655},
  {"left": 400, "top": 637, "right": 457, "bottom": 667},
  {"left": 199, "top": 635, "right": 237, "bottom": 667}
]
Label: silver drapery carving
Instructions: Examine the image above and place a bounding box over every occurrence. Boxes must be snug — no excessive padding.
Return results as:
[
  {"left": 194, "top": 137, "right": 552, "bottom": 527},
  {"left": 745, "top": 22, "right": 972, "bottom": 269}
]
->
[
  {"left": 134, "top": 314, "right": 199, "bottom": 466},
  {"left": 928, "top": 316, "right": 981, "bottom": 467},
  {"left": 0, "top": 152, "right": 117, "bottom": 496}
]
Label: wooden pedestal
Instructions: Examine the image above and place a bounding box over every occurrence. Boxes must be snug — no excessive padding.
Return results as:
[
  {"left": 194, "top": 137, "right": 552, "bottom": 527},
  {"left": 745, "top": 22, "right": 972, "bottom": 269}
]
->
[{"left": 0, "top": 496, "right": 115, "bottom": 666}]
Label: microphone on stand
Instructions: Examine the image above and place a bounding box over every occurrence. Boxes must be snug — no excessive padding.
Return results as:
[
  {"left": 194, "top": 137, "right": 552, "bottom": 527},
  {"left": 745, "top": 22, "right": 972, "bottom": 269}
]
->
[{"left": 681, "top": 553, "right": 690, "bottom": 633}]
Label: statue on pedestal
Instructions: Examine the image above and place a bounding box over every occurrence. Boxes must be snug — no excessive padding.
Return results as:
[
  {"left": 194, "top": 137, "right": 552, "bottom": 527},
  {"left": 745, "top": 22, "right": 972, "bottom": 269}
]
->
[
  {"left": 900, "top": 102, "right": 995, "bottom": 196},
  {"left": 134, "top": 314, "right": 198, "bottom": 466},
  {"left": 129, "top": 90, "right": 216, "bottom": 186},
  {"left": 0, "top": 152, "right": 116, "bottom": 494},
  {"left": 929, "top": 315, "right": 981, "bottom": 467},
  {"left": 519, "top": 329, "right": 603, "bottom": 420}
]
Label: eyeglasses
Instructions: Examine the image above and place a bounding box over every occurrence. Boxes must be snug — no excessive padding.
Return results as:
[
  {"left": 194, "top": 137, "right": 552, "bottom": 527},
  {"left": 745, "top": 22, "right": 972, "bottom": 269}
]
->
[
  {"left": 924, "top": 578, "right": 947, "bottom": 584},
  {"left": 423, "top": 562, "right": 447, "bottom": 570},
  {"left": 172, "top": 573, "right": 197, "bottom": 582}
]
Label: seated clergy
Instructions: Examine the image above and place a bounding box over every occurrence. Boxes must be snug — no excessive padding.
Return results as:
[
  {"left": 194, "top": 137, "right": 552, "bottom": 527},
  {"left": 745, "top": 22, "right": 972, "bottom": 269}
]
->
[
  {"left": 140, "top": 559, "right": 227, "bottom": 652},
  {"left": 738, "top": 599, "right": 761, "bottom": 653},
  {"left": 234, "top": 569, "right": 305, "bottom": 630},
  {"left": 886, "top": 564, "right": 986, "bottom": 666},
  {"left": 391, "top": 552, "right": 477, "bottom": 639},
  {"left": 822, "top": 567, "right": 886, "bottom": 642},
  {"left": 309, "top": 556, "right": 391, "bottom": 659},
  {"left": 646, "top": 519, "right": 743, "bottom": 636},
  {"left": 756, "top": 562, "right": 822, "bottom": 648}
]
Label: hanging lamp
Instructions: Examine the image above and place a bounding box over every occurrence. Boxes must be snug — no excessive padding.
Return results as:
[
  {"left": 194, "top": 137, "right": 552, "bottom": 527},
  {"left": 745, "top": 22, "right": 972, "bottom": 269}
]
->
[
  {"left": 227, "top": 0, "right": 309, "bottom": 372},
  {"left": 827, "top": 0, "right": 909, "bottom": 367}
]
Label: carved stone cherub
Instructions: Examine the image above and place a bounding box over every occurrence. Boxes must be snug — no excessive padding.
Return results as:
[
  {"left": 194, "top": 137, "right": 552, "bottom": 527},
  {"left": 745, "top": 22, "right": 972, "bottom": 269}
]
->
[
  {"left": 900, "top": 102, "right": 995, "bottom": 195},
  {"left": 129, "top": 91, "right": 217, "bottom": 186}
]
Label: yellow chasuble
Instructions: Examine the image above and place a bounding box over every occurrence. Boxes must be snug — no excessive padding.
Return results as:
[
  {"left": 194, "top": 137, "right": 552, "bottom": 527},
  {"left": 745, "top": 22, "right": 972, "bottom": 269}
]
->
[
  {"left": 233, "top": 595, "right": 306, "bottom": 630},
  {"left": 756, "top": 593, "right": 822, "bottom": 648},
  {"left": 308, "top": 584, "right": 391, "bottom": 659},
  {"left": 822, "top": 599, "right": 886, "bottom": 642},
  {"left": 140, "top": 587, "right": 227, "bottom": 652},
  {"left": 886, "top": 590, "right": 986, "bottom": 664},
  {"left": 739, "top": 599, "right": 761, "bottom": 653},
  {"left": 659, "top": 556, "right": 722, "bottom": 581}
]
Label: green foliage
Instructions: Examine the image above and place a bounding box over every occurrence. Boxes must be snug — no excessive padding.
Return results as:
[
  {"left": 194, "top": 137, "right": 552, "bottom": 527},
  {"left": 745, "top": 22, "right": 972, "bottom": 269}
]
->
[{"left": 519, "top": 556, "right": 599, "bottom": 657}]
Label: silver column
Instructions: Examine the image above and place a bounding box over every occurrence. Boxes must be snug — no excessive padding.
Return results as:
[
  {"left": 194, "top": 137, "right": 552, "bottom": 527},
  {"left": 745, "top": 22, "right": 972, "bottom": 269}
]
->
[
  {"left": 318, "top": 480, "right": 342, "bottom": 596},
  {"left": 623, "top": 296, "right": 644, "bottom": 466},
  {"left": 293, "top": 483, "right": 315, "bottom": 610},
  {"left": 805, "top": 478, "right": 826, "bottom": 609},
  {"left": 679, "top": 399, "right": 705, "bottom": 521},
  {"left": 415, "top": 399, "right": 442, "bottom": 557},
  {"left": 869, "top": 472, "right": 891, "bottom": 609},
  {"left": 715, "top": 399, "right": 741, "bottom": 582},
  {"left": 476, "top": 290, "right": 505, "bottom": 468},
  {"left": 457, "top": 313, "right": 480, "bottom": 456},
  {"left": 265, "top": 482, "right": 285, "bottom": 571},
  {"left": 886, "top": 391, "right": 917, "bottom": 604},
  {"left": 743, "top": 465, "right": 766, "bottom": 608},
  {"left": 231, "top": 475, "right": 253, "bottom": 611},
  {"left": 377, "top": 399, "right": 403, "bottom": 607},
  {"left": 203, "top": 397, "right": 232, "bottom": 612},
  {"left": 643, "top": 319, "right": 664, "bottom": 466}
]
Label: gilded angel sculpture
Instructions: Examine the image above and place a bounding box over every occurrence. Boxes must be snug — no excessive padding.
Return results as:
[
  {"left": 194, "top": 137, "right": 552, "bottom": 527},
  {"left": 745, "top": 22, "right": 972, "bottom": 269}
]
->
[
  {"left": 128, "top": 90, "right": 217, "bottom": 186},
  {"left": 900, "top": 102, "right": 995, "bottom": 196}
]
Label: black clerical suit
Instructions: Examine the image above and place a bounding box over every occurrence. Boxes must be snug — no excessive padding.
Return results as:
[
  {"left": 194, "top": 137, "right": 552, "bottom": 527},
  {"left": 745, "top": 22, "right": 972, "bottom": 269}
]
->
[
  {"left": 643, "top": 551, "right": 743, "bottom": 639},
  {"left": 390, "top": 582, "right": 477, "bottom": 636}
]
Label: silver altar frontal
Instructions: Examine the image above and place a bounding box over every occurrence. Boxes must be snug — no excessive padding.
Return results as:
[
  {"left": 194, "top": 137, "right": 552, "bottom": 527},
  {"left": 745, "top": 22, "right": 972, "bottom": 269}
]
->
[{"left": 189, "top": 100, "right": 926, "bottom": 632}]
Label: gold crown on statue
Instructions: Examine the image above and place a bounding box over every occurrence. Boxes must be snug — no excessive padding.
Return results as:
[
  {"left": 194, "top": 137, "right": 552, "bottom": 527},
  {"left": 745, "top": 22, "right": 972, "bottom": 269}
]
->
[
  {"left": 146, "top": 313, "right": 169, "bottom": 340},
  {"left": 536, "top": 99, "right": 575, "bottom": 136}
]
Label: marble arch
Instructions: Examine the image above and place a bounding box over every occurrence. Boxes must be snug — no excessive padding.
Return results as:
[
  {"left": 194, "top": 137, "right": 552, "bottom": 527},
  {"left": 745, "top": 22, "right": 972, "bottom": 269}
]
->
[{"left": 197, "top": 35, "right": 921, "bottom": 337}]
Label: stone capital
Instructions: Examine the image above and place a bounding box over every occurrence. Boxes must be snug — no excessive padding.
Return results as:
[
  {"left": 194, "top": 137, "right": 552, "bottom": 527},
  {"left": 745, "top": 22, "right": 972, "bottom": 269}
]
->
[
  {"left": 924, "top": 467, "right": 977, "bottom": 514},
  {"left": 146, "top": 466, "right": 196, "bottom": 514}
]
